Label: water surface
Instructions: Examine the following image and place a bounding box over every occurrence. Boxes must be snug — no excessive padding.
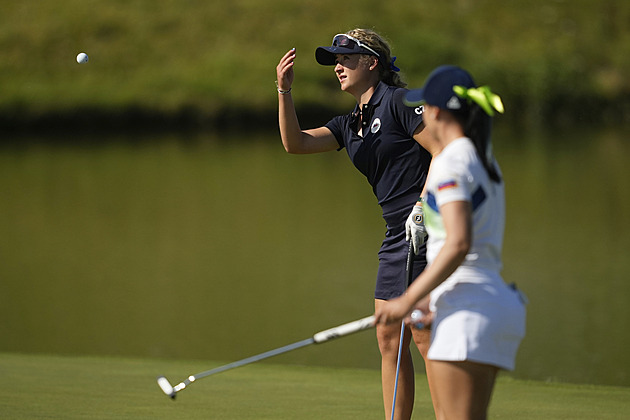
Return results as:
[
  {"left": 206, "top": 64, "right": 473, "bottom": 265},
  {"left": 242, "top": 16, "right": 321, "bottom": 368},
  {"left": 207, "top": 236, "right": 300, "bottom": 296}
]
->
[{"left": 1, "top": 125, "right": 628, "bottom": 386}]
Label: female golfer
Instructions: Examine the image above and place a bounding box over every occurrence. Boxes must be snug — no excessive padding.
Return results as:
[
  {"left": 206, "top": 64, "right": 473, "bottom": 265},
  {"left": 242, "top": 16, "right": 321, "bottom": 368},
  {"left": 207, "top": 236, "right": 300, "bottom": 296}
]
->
[
  {"left": 374, "top": 65, "right": 527, "bottom": 419},
  {"left": 276, "top": 29, "right": 437, "bottom": 419}
]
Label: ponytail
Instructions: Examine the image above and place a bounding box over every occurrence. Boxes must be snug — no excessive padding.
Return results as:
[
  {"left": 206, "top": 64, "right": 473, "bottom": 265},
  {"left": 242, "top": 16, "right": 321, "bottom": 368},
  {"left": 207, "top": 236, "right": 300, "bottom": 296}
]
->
[
  {"left": 463, "top": 106, "right": 502, "bottom": 183},
  {"left": 453, "top": 85, "right": 505, "bottom": 183}
]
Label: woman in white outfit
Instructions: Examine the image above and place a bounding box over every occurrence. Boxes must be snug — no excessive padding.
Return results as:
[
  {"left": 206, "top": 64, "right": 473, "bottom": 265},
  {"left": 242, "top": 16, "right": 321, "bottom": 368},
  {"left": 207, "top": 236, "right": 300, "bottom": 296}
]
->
[{"left": 374, "top": 65, "right": 526, "bottom": 420}]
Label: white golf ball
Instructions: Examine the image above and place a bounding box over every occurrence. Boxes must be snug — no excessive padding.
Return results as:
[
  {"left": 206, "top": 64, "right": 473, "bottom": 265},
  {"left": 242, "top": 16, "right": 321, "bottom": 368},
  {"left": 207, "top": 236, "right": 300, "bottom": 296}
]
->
[
  {"left": 410, "top": 309, "right": 425, "bottom": 329},
  {"left": 76, "top": 52, "right": 89, "bottom": 64}
]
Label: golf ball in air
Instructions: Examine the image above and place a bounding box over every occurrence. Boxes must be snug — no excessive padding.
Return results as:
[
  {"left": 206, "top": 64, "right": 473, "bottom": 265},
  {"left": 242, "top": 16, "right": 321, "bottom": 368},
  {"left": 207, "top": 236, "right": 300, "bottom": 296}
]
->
[{"left": 76, "top": 52, "right": 89, "bottom": 64}]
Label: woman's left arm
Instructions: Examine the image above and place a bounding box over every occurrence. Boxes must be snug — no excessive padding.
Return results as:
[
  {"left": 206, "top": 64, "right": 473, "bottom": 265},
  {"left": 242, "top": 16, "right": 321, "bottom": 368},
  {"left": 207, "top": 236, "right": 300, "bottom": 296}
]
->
[
  {"left": 375, "top": 200, "right": 472, "bottom": 324},
  {"left": 405, "top": 123, "right": 441, "bottom": 253},
  {"left": 413, "top": 123, "right": 441, "bottom": 157}
]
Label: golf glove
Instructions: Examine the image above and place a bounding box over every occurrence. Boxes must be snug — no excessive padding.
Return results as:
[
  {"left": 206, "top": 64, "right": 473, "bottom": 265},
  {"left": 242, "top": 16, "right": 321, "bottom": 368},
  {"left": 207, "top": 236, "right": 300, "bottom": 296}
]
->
[{"left": 405, "top": 201, "right": 427, "bottom": 255}]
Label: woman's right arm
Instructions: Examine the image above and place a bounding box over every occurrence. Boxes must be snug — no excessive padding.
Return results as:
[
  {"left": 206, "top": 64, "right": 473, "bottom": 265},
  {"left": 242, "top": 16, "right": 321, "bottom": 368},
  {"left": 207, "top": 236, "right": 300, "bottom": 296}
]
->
[{"left": 277, "top": 49, "right": 340, "bottom": 154}]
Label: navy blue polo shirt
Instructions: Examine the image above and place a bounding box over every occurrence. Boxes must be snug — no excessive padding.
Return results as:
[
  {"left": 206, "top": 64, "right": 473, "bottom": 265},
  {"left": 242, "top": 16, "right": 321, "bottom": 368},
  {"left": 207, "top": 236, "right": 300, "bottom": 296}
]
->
[{"left": 325, "top": 82, "right": 431, "bottom": 211}]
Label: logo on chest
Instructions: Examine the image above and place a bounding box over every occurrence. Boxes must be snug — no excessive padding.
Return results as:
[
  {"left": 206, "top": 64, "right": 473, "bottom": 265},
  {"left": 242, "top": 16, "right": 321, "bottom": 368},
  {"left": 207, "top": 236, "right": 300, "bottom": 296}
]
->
[{"left": 370, "top": 118, "right": 382, "bottom": 134}]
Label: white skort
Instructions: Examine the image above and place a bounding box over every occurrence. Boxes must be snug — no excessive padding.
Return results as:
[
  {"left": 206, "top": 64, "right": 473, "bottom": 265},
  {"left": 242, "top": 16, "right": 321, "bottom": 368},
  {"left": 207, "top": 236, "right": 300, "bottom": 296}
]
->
[{"left": 428, "top": 281, "right": 526, "bottom": 371}]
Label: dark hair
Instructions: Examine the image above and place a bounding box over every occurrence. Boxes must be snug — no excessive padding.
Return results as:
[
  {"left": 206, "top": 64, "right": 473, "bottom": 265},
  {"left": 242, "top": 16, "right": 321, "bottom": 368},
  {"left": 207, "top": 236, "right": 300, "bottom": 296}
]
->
[{"left": 455, "top": 104, "right": 502, "bottom": 183}]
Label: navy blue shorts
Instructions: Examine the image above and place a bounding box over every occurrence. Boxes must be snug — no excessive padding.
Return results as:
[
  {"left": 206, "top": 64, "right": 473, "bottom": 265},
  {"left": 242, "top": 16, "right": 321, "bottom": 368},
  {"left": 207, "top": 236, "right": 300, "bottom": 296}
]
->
[{"left": 375, "top": 197, "right": 427, "bottom": 300}]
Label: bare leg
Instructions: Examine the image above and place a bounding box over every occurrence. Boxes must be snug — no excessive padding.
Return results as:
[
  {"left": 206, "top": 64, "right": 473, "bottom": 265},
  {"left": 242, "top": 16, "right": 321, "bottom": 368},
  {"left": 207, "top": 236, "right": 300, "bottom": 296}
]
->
[
  {"left": 375, "top": 299, "right": 414, "bottom": 420},
  {"left": 411, "top": 327, "right": 440, "bottom": 417},
  {"left": 428, "top": 360, "right": 499, "bottom": 420}
]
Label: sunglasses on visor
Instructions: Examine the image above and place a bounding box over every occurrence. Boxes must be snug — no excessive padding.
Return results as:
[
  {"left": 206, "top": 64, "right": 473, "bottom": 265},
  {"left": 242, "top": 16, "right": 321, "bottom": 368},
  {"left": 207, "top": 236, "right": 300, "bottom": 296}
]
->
[{"left": 331, "top": 34, "right": 381, "bottom": 58}]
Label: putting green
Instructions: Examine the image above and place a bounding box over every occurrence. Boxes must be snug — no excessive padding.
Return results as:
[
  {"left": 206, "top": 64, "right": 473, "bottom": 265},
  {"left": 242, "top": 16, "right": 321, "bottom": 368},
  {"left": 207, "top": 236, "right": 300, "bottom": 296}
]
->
[{"left": 0, "top": 353, "right": 628, "bottom": 419}]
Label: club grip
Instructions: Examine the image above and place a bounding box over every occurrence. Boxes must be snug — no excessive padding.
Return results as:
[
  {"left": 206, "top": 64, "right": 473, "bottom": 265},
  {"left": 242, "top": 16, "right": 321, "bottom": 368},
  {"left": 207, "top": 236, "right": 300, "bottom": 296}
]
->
[{"left": 312, "top": 315, "right": 375, "bottom": 343}]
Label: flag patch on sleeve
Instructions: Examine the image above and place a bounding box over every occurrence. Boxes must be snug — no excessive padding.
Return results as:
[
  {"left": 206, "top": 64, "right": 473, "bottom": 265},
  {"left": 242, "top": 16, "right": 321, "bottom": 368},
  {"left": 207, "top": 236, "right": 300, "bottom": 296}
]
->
[{"left": 438, "top": 180, "right": 458, "bottom": 191}]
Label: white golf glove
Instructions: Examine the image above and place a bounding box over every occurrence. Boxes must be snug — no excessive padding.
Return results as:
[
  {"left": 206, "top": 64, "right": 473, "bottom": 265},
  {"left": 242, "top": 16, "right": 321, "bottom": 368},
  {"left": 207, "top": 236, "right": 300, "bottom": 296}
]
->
[{"left": 405, "top": 201, "right": 427, "bottom": 255}]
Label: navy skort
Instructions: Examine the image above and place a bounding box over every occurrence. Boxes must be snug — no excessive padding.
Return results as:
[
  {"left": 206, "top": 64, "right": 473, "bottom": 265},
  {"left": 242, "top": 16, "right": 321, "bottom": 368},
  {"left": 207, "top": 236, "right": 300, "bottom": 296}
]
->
[{"left": 375, "top": 195, "right": 427, "bottom": 300}]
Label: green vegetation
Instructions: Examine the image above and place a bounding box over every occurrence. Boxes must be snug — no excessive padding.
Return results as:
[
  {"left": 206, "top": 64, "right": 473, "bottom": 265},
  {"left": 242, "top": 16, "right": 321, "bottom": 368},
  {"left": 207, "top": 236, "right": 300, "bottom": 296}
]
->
[
  {"left": 1, "top": 0, "right": 628, "bottom": 128},
  {"left": 1, "top": 353, "right": 628, "bottom": 419}
]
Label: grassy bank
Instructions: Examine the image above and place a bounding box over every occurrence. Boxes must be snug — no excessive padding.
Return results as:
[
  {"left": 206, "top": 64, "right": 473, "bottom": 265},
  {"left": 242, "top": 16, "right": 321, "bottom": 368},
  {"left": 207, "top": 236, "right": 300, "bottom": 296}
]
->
[
  {"left": 1, "top": 352, "right": 628, "bottom": 419},
  {"left": 1, "top": 0, "right": 629, "bottom": 130}
]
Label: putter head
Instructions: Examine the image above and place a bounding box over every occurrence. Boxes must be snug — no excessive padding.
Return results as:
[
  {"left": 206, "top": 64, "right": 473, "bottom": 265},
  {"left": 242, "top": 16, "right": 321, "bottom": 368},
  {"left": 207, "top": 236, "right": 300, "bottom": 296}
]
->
[{"left": 157, "top": 376, "right": 177, "bottom": 400}]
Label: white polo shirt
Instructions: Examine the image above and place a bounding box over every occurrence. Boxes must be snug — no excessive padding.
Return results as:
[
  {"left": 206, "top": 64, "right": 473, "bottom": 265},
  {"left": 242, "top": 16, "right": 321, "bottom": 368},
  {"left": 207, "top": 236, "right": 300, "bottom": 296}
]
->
[{"left": 423, "top": 137, "right": 506, "bottom": 302}]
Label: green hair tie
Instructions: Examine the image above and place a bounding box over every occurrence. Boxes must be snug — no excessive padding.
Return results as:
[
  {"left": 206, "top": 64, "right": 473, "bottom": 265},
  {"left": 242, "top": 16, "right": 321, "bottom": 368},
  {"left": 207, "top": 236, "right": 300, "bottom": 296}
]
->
[{"left": 453, "top": 85, "right": 505, "bottom": 116}]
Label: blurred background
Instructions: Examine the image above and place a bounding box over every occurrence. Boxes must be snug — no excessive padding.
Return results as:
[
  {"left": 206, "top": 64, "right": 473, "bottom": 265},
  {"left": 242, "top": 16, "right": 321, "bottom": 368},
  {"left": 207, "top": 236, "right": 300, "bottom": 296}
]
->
[{"left": 1, "top": 0, "right": 628, "bottom": 387}]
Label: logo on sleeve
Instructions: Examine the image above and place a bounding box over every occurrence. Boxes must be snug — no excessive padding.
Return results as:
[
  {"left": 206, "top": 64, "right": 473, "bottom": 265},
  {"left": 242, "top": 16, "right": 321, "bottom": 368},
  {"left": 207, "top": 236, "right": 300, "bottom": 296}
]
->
[
  {"left": 414, "top": 105, "right": 424, "bottom": 115},
  {"left": 438, "top": 180, "right": 458, "bottom": 191}
]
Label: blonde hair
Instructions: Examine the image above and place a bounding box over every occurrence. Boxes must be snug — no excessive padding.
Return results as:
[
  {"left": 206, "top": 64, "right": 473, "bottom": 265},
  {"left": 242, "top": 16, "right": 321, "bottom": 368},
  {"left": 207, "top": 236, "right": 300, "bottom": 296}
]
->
[{"left": 347, "top": 28, "right": 406, "bottom": 88}]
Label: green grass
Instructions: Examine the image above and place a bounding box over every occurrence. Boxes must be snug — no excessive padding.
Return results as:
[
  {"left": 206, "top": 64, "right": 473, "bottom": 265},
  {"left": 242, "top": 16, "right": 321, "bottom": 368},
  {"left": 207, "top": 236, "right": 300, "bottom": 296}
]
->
[{"left": 1, "top": 353, "right": 628, "bottom": 419}]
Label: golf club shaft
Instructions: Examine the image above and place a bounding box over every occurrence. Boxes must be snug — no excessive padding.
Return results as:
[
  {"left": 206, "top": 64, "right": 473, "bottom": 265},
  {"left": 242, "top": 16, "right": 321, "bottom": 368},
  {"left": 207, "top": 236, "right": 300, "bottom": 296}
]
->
[
  {"left": 173, "top": 338, "right": 315, "bottom": 392},
  {"left": 391, "top": 242, "right": 415, "bottom": 420},
  {"left": 161, "top": 314, "right": 375, "bottom": 396}
]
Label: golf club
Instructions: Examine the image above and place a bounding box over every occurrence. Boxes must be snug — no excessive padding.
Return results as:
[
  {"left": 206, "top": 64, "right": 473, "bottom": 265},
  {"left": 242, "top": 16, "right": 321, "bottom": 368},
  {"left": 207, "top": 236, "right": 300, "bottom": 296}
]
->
[
  {"left": 391, "top": 242, "right": 415, "bottom": 420},
  {"left": 157, "top": 314, "right": 375, "bottom": 399}
]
